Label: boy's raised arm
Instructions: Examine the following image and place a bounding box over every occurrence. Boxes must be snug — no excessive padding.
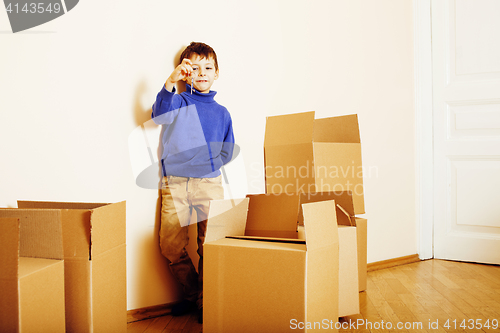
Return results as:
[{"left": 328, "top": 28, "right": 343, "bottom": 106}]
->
[
  {"left": 152, "top": 58, "right": 193, "bottom": 124},
  {"left": 164, "top": 58, "right": 193, "bottom": 92}
]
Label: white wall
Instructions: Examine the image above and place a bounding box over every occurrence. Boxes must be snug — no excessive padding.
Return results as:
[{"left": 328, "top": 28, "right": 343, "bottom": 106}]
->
[{"left": 0, "top": 0, "right": 416, "bottom": 310}]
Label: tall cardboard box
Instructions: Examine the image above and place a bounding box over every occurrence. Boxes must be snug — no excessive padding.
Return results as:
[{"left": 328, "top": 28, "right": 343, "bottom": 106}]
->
[
  {"left": 204, "top": 194, "right": 339, "bottom": 333},
  {"left": 0, "top": 212, "right": 66, "bottom": 332},
  {"left": 17, "top": 201, "right": 127, "bottom": 333},
  {"left": 264, "top": 111, "right": 365, "bottom": 214},
  {"left": 265, "top": 112, "right": 367, "bottom": 292},
  {"left": 297, "top": 191, "right": 367, "bottom": 292}
]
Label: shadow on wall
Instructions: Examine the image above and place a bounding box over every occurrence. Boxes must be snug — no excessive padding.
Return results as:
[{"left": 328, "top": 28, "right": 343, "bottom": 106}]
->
[
  {"left": 133, "top": 44, "right": 188, "bottom": 126},
  {"left": 133, "top": 79, "right": 152, "bottom": 127},
  {"left": 133, "top": 196, "right": 183, "bottom": 307},
  {"left": 174, "top": 46, "right": 188, "bottom": 94},
  {"left": 132, "top": 44, "right": 203, "bottom": 307}
]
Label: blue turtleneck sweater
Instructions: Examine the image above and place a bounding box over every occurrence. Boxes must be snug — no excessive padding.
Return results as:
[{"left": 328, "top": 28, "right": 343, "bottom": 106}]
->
[{"left": 151, "top": 84, "right": 234, "bottom": 178}]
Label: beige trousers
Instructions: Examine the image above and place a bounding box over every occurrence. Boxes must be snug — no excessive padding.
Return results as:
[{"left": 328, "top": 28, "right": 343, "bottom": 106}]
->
[{"left": 159, "top": 175, "right": 223, "bottom": 309}]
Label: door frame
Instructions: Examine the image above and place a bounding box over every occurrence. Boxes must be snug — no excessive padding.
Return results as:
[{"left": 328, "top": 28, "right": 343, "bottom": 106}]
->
[{"left": 413, "top": 0, "right": 434, "bottom": 260}]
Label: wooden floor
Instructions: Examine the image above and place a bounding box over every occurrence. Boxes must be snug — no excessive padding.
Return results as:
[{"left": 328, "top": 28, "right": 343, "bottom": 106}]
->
[{"left": 127, "top": 259, "right": 500, "bottom": 332}]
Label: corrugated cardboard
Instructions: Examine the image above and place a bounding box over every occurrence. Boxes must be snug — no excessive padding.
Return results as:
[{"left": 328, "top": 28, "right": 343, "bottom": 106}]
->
[
  {"left": 297, "top": 191, "right": 356, "bottom": 227},
  {"left": 297, "top": 224, "right": 359, "bottom": 317},
  {"left": 245, "top": 193, "right": 300, "bottom": 238},
  {"left": 204, "top": 195, "right": 339, "bottom": 333},
  {"left": 354, "top": 218, "right": 368, "bottom": 292},
  {"left": 336, "top": 226, "right": 359, "bottom": 316},
  {"left": 0, "top": 213, "right": 66, "bottom": 332},
  {"left": 298, "top": 191, "right": 367, "bottom": 292},
  {"left": 16, "top": 201, "right": 127, "bottom": 333},
  {"left": 264, "top": 111, "right": 365, "bottom": 214}
]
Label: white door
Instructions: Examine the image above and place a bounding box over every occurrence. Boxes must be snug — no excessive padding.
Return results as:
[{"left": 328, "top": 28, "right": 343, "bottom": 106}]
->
[{"left": 432, "top": 0, "right": 500, "bottom": 264}]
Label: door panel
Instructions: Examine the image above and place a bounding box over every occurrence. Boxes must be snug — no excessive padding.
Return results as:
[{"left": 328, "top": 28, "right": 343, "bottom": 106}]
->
[{"left": 432, "top": 0, "right": 500, "bottom": 264}]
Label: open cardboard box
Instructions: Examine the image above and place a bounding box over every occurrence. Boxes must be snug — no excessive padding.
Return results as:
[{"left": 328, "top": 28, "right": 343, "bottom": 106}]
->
[
  {"left": 204, "top": 194, "right": 339, "bottom": 333},
  {"left": 297, "top": 191, "right": 367, "bottom": 292},
  {"left": 16, "top": 201, "right": 127, "bottom": 333},
  {"left": 0, "top": 212, "right": 66, "bottom": 332},
  {"left": 264, "top": 111, "right": 365, "bottom": 214}
]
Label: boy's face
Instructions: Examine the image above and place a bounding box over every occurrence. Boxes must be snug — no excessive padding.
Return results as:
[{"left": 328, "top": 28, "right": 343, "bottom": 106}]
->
[{"left": 188, "top": 54, "right": 219, "bottom": 94}]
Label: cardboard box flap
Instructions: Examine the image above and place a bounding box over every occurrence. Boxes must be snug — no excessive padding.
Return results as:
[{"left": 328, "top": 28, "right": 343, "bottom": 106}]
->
[
  {"left": 90, "top": 201, "right": 126, "bottom": 258},
  {"left": 17, "top": 200, "right": 126, "bottom": 259},
  {"left": 0, "top": 209, "right": 63, "bottom": 260},
  {"left": 245, "top": 194, "right": 300, "bottom": 238},
  {"left": 59, "top": 209, "right": 92, "bottom": 259},
  {"left": 313, "top": 142, "right": 365, "bottom": 214},
  {"left": 298, "top": 191, "right": 355, "bottom": 226},
  {"left": 302, "top": 200, "right": 339, "bottom": 250},
  {"left": 313, "top": 114, "right": 361, "bottom": 143},
  {"left": 0, "top": 218, "right": 19, "bottom": 279},
  {"left": 21, "top": 210, "right": 64, "bottom": 260},
  {"left": 18, "top": 200, "right": 108, "bottom": 210},
  {"left": 64, "top": 260, "right": 92, "bottom": 329},
  {"left": 303, "top": 200, "right": 340, "bottom": 325},
  {"left": 0, "top": 218, "right": 20, "bottom": 332},
  {"left": 264, "top": 111, "right": 315, "bottom": 146},
  {"left": 91, "top": 246, "right": 127, "bottom": 332},
  {"left": 264, "top": 143, "right": 315, "bottom": 195},
  {"left": 18, "top": 257, "right": 62, "bottom": 277},
  {"left": 205, "top": 198, "right": 249, "bottom": 244}
]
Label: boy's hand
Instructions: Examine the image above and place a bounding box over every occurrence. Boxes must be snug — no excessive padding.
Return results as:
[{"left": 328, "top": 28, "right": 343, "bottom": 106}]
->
[{"left": 165, "top": 58, "right": 193, "bottom": 92}]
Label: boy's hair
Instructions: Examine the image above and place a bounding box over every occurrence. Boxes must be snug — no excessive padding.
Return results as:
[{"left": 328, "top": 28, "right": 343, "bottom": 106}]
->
[{"left": 179, "top": 42, "right": 219, "bottom": 71}]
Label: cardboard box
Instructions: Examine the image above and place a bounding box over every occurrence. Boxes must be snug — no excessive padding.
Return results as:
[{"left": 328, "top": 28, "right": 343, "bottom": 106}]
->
[
  {"left": 297, "top": 224, "right": 359, "bottom": 317},
  {"left": 337, "top": 226, "right": 359, "bottom": 316},
  {"left": 264, "top": 111, "right": 365, "bottom": 214},
  {"left": 354, "top": 218, "right": 367, "bottom": 292},
  {"left": 204, "top": 194, "right": 339, "bottom": 333},
  {"left": 0, "top": 213, "right": 66, "bottom": 332},
  {"left": 297, "top": 191, "right": 367, "bottom": 292},
  {"left": 16, "top": 201, "right": 127, "bottom": 333},
  {"left": 298, "top": 191, "right": 367, "bottom": 292}
]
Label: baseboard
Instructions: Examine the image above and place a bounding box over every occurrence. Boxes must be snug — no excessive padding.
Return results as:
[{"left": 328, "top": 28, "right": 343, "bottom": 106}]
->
[
  {"left": 367, "top": 254, "right": 421, "bottom": 272},
  {"left": 127, "top": 302, "right": 176, "bottom": 323}
]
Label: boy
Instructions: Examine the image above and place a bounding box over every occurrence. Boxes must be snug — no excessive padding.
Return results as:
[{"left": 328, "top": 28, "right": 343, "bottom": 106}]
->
[{"left": 151, "top": 42, "right": 234, "bottom": 323}]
